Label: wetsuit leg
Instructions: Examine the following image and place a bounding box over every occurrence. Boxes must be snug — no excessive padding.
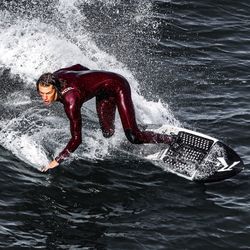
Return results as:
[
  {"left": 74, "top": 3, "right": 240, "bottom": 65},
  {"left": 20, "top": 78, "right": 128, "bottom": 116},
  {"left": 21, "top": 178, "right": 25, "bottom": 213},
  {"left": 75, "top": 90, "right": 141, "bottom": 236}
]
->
[
  {"left": 96, "top": 94, "right": 116, "bottom": 138},
  {"left": 115, "top": 80, "right": 173, "bottom": 144}
]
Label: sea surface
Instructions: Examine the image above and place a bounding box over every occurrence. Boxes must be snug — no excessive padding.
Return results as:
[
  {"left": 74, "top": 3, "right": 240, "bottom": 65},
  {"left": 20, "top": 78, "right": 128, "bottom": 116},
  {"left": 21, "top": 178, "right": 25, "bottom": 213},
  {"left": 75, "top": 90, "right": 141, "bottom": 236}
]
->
[{"left": 0, "top": 0, "right": 250, "bottom": 249}]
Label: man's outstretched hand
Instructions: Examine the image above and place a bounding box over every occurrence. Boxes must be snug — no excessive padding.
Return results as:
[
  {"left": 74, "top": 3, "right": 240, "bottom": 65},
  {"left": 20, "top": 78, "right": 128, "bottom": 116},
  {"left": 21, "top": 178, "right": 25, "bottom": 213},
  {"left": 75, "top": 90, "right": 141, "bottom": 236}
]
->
[{"left": 40, "top": 160, "right": 59, "bottom": 172}]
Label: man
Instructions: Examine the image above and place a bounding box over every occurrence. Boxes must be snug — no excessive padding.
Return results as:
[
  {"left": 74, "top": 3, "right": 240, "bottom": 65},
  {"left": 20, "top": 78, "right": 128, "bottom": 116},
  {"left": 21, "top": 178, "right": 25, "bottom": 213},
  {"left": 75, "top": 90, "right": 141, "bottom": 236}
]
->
[{"left": 37, "top": 64, "right": 174, "bottom": 172}]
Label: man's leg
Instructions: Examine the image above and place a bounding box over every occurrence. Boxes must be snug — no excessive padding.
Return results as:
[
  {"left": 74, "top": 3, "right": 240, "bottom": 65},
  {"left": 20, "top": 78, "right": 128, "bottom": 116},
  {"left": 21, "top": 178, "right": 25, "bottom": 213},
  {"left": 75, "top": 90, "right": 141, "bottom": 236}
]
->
[
  {"left": 115, "top": 80, "right": 173, "bottom": 144},
  {"left": 96, "top": 95, "right": 116, "bottom": 138}
]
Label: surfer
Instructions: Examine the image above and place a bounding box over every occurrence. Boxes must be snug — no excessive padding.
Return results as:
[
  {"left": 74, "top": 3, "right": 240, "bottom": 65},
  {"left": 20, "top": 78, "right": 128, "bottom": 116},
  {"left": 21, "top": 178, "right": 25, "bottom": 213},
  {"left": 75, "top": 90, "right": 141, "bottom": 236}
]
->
[{"left": 37, "top": 64, "right": 175, "bottom": 172}]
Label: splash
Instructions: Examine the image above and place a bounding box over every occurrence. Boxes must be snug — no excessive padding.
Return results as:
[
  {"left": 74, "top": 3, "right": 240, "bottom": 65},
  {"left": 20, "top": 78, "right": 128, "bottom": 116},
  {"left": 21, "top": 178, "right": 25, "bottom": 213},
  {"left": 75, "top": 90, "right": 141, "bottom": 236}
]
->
[
  {"left": 0, "top": 0, "right": 179, "bottom": 166},
  {"left": 0, "top": 116, "right": 49, "bottom": 168}
]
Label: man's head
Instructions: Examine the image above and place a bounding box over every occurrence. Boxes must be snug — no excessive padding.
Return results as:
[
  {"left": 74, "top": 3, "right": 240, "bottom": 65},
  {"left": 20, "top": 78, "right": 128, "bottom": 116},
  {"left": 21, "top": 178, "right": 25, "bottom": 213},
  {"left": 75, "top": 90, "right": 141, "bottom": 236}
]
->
[{"left": 36, "top": 73, "right": 60, "bottom": 106}]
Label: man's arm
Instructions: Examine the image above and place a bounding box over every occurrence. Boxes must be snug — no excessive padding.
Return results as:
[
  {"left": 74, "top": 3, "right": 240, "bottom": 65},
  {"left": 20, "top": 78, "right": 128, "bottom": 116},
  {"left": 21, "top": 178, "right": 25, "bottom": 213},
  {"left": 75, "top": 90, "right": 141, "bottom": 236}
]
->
[{"left": 55, "top": 91, "right": 83, "bottom": 163}]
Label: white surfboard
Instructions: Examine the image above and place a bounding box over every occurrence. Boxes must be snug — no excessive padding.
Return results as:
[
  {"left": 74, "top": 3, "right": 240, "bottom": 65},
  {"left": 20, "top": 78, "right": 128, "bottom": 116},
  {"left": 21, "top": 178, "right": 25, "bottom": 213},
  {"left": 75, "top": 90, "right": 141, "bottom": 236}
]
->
[{"left": 146, "top": 125, "right": 244, "bottom": 182}]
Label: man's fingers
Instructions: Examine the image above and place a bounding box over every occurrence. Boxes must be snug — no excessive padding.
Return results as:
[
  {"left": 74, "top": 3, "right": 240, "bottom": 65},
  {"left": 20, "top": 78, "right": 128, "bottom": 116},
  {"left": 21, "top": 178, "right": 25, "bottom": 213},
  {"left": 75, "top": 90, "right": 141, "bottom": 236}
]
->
[
  {"left": 40, "top": 166, "right": 48, "bottom": 172},
  {"left": 40, "top": 160, "right": 59, "bottom": 172}
]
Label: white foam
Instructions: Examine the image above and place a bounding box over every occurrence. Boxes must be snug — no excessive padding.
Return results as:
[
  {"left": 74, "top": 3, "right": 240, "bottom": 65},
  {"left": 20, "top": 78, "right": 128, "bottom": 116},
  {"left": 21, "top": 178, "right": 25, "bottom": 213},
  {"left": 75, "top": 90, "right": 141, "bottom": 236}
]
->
[
  {"left": 0, "top": 0, "right": 179, "bottom": 165},
  {"left": 0, "top": 122, "right": 49, "bottom": 168},
  {"left": 4, "top": 91, "right": 32, "bottom": 107}
]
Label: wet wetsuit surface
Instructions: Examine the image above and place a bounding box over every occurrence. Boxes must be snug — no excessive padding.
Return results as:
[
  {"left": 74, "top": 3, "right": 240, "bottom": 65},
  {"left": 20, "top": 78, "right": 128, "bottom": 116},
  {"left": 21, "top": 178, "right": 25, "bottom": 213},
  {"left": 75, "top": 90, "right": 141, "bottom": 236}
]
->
[{"left": 53, "top": 64, "right": 172, "bottom": 163}]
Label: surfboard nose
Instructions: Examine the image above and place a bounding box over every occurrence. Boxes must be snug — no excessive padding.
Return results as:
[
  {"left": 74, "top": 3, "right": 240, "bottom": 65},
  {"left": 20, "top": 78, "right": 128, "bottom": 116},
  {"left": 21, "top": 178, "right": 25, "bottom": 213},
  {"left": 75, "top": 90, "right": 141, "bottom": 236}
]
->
[{"left": 203, "top": 142, "right": 244, "bottom": 183}]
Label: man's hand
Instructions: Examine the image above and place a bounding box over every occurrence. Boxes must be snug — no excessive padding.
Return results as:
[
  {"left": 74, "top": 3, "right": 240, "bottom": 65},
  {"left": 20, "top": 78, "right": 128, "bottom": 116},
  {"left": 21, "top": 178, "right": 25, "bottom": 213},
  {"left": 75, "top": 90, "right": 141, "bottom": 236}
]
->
[{"left": 40, "top": 159, "right": 59, "bottom": 172}]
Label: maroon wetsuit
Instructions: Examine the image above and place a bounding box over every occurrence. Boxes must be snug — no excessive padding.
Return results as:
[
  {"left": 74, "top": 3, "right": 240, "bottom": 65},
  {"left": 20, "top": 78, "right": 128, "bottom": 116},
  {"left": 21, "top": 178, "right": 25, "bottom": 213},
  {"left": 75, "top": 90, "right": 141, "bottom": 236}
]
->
[{"left": 53, "top": 64, "right": 173, "bottom": 163}]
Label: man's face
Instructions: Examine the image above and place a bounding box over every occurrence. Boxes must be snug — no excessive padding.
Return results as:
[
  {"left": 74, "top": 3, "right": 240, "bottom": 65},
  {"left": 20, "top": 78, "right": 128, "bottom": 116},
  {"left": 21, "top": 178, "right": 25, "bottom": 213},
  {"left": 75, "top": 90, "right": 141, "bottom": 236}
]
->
[{"left": 38, "top": 84, "right": 57, "bottom": 106}]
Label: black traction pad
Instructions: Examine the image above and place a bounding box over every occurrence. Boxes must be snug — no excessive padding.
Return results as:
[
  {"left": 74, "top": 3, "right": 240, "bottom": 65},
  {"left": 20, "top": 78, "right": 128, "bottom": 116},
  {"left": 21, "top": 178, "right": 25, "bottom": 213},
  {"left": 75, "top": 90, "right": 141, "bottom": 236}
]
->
[{"left": 163, "top": 131, "right": 214, "bottom": 165}]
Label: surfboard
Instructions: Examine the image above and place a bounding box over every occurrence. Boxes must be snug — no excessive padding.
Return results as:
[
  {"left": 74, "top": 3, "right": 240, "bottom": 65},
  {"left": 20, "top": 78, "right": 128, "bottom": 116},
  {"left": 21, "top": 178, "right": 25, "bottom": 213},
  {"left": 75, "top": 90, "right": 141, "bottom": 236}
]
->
[{"left": 146, "top": 125, "right": 244, "bottom": 183}]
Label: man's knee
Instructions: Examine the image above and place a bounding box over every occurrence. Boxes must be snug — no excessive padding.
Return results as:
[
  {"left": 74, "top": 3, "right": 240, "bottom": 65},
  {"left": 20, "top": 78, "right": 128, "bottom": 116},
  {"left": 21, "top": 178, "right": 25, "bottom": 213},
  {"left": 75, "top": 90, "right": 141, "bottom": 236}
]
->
[
  {"left": 102, "top": 128, "right": 115, "bottom": 138},
  {"left": 125, "top": 129, "right": 142, "bottom": 144}
]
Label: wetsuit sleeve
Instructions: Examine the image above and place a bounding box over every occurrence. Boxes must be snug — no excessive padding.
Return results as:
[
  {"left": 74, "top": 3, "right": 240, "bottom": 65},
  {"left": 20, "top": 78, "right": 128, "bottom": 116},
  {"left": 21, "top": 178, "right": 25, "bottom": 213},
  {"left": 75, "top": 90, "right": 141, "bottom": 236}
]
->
[{"left": 55, "top": 91, "right": 82, "bottom": 163}]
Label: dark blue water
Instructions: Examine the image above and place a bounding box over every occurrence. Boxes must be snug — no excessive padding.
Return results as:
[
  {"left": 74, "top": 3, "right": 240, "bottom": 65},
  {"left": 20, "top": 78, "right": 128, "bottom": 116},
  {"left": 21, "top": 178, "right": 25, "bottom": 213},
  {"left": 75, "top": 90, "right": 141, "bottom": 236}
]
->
[{"left": 0, "top": 0, "right": 250, "bottom": 249}]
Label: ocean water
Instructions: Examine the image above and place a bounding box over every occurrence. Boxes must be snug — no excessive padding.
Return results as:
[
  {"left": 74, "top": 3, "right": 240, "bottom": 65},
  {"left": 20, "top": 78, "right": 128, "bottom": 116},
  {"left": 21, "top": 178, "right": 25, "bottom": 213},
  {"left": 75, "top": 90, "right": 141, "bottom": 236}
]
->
[{"left": 0, "top": 0, "right": 249, "bottom": 249}]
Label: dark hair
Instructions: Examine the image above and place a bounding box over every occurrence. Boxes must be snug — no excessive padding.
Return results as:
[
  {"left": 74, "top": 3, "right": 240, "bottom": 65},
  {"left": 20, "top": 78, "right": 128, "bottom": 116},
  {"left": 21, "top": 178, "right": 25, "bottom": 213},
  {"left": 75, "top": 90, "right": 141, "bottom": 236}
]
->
[{"left": 36, "top": 73, "right": 61, "bottom": 92}]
